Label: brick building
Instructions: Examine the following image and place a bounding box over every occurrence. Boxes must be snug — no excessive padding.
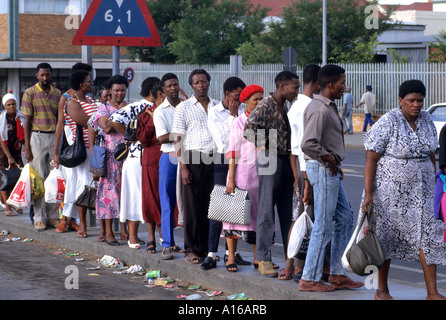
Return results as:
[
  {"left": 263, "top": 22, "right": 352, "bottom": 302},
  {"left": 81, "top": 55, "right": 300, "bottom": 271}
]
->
[{"left": 0, "top": 0, "right": 128, "bottom": 105}]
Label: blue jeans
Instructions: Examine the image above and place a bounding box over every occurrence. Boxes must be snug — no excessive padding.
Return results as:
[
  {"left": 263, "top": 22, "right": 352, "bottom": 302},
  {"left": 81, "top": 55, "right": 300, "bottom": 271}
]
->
[
  {"left": 301, "top": 160, "right": 353, "bottom": 282},
  {"left": 363, "top": 113, "right": 374, "bottom": 132},
  {"left": 342, "top": 109, "right": 353, "bottom": 133},
  {"left": 159, "top": 153, "right": 178, "bottom": 248}
]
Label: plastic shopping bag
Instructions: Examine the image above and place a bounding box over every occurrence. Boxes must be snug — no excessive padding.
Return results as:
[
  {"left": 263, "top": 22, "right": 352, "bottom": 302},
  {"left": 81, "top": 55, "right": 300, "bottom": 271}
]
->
[
  {"left": 341, "top": 211, "right": 369, "bottom": 272},
  {"left": 44, "top": 167, "right": 66, "bottom": 203},
  {"left": 6, "top": 163, "right": 31, "bottom": 209},
  {"left": 287, "top": 206, "right": 313, "bottom": 259},
  {"left": 30, "top": 165, "right": 45, "bottom": 200}
]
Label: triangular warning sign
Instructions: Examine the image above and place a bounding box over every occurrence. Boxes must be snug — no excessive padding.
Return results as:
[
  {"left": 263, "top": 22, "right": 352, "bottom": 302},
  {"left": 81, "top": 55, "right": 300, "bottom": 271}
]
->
[{"left": 73, "top": 0, "right": 161, "bottom": 47}]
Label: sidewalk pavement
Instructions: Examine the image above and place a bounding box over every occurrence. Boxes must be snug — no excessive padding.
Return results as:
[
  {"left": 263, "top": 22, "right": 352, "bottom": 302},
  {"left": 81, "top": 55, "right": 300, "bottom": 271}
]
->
[{"left": 0, "top": 132, "right": 430, "bottom": 300}]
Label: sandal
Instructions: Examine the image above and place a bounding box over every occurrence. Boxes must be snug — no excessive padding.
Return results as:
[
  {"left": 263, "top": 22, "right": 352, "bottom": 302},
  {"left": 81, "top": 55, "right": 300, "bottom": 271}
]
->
[
  {"left": 185, "top": 253, "right": 203, "bottom": 264},
  {"left": 278, "top": 268, "right": 293, "bottom": 280},
  {"left": 128, "top": 240, "right": 140, "bottom": 249},
  {"left": 173, "top": 244, "right": 185, "bottom": 253},
  {"left": 56, "top": 219, "right": 69, "bottom": 233},
  {"left": 226, "top": 263, "right": 238, "bottom": 272},
  {"left": 146, "top": 241, "right": 156, "bottom": 253},
  {"left": 5, "top": 210, "right": 15, "bottom": 216}
]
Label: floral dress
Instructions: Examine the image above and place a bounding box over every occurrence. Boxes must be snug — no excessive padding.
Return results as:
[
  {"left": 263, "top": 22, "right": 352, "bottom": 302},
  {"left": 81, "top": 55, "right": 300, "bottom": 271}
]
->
[
  {"left": 361, "top": 107, "right": 446, "bottom": 265},
  {"left": 93, "top": 102, "right": 124, "bottom": 220}
]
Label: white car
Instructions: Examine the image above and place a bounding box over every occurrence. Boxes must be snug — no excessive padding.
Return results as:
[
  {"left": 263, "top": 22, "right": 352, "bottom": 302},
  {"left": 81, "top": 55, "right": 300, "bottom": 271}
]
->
[{"left": 427, "top": 103, "right": 446, "bottom": 143}]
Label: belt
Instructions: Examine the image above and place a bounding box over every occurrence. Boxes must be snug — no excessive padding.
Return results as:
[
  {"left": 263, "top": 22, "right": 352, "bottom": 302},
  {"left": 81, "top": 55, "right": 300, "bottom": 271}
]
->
[{"left": 32, "top": 130, "right": 55, "bottom": 134}]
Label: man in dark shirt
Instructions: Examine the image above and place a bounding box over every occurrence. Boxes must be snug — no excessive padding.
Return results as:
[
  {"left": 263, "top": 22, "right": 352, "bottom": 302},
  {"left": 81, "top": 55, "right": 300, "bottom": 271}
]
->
[{"left": 244, "top": 71, "right": 300, "bottom": 277}]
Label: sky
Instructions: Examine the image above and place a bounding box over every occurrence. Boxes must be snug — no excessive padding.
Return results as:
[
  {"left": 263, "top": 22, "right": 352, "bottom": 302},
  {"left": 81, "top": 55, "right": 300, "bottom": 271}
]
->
[{"left": 378, "top": 0, "right": 429, "bottom": 4}]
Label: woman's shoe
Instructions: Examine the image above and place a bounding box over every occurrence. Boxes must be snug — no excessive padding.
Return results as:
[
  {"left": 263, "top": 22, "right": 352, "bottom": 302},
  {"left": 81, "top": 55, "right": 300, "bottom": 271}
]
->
[{"left": 128, "top": 240, "right": 140, "bottom": 249}]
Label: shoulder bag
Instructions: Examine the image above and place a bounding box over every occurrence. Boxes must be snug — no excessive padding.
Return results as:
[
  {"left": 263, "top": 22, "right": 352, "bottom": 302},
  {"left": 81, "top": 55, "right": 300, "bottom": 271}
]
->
[
  {"left": 89, "top": 133, "right": 106, "bottom": 177},
  {"left": 59, "top": 124, "right": 87, "bottom": 168},
  {"left": 346, "top": 205, "right": 386, "bottom": 276}
]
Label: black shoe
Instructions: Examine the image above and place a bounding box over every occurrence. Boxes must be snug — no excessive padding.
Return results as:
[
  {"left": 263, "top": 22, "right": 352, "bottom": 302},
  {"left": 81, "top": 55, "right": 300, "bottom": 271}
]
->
[
  {"left": 104, "top": 238, "right": 120, "bottom": 246},
  {"left": 201, "top": 257, "right": 217, "bottom": 270}
]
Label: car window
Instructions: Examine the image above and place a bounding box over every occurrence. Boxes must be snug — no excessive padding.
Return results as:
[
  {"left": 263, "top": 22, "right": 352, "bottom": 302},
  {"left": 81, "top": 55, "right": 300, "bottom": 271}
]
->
[{"left": 430, "top": 105, "right": 446, "bottom": 121}]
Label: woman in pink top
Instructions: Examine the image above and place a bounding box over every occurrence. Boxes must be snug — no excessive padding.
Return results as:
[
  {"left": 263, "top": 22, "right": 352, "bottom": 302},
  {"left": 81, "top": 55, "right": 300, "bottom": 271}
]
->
[{"left": 224, "top": 85, "right": 264, "bottom": 272}]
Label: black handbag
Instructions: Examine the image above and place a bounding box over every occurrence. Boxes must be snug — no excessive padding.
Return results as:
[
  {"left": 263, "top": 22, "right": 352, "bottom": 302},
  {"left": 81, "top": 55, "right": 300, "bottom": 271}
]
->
[
  {"left": 114, "top": 142, "right": 129, "bottom": 161},
  {"left": 124, "top": 118, "right": 139, "bottom": 142},
  {"left": 59, "top": 124, "right": 87, "bottom": 168},
  {"left": 0, "top": 167, "right": 21, "bottom": 191},
  {"left": 75, "top": 182, "right": 97, "bottom": 210}
]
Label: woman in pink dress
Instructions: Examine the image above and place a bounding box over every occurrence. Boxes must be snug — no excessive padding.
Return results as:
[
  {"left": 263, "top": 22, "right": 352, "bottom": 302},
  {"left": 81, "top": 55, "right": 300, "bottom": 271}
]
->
[{"left": 224, "top": 85, "right": 264, "bottom": 272}]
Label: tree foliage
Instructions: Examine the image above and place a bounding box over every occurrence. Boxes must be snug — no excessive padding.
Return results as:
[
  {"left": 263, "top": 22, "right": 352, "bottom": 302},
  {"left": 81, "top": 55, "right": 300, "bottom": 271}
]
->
[
  {"left": 127, "top": 0, "right": 269, "bottom": 64},
  {"left": 428, "top": 30, "right": 446, "bottom": 63},
  {"left": 239, "top": 0, "right": 394, "bottom": 65}
]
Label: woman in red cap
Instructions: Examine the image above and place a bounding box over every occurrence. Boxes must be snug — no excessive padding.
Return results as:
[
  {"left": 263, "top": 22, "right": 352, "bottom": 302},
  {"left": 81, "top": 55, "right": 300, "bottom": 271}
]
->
[{"left": 224, "top": 84, "right": 264, "bottom": 272}]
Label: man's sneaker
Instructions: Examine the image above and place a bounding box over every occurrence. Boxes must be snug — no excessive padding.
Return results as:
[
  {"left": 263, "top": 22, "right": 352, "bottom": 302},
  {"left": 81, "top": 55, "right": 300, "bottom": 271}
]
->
[
  {"left": 161, "top": 247, "right": 173, "bottom": 260},
  {"left": 258, "top": 261, "right": 278, "bottom": 278},
  {"left": 34, "top": 221, "right": 46, "bottom": 232}
]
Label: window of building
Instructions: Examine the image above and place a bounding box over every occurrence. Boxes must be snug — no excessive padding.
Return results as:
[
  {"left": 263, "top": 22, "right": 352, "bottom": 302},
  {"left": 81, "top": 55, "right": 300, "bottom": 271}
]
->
[{"left": 23, "top": 0, "right": 69, "bottom": 14}]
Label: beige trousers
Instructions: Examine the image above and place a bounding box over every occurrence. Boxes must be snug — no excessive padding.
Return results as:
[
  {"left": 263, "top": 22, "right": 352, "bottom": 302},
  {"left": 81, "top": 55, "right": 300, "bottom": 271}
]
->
[{"left": 30, "top": 132, "right": 59, "bottom": 223}]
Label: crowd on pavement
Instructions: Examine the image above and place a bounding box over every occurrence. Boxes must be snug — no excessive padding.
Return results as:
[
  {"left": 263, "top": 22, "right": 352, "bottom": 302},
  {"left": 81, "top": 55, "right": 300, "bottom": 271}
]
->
[{"left": 1, "top": 61, "right": 446, "bottom": 300}]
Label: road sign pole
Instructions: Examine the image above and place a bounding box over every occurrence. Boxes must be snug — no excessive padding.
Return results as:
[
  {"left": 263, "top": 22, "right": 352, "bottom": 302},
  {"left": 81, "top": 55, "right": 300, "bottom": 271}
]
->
[{"left": 113, "top": 46, "right": 120, "bottom": 76}]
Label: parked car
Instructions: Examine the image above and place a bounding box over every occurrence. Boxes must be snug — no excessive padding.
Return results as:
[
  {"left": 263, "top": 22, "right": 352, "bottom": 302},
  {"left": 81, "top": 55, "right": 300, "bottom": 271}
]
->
[{"left": 427, "top": 103, "right": 446, "bottom": 143}]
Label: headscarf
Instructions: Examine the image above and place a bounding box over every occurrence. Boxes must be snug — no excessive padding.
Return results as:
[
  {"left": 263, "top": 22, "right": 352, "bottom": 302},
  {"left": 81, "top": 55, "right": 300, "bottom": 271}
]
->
[
  {"left": 0, "top": 93, "right": 24, "bottom": 144},
  {"left": 2, "top": 93, "right": 17, "bottom": 108}
]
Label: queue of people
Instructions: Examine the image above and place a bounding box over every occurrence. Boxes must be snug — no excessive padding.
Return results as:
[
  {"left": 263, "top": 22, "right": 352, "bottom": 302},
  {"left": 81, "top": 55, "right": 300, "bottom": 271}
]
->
[{"left": 2, "top": 61, "right": 446, "bottom": 300}]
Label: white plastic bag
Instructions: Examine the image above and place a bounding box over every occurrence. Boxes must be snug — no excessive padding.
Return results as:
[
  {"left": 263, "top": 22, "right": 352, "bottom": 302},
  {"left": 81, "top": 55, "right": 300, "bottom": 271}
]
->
[
  {"left": 44, "top": 167, "right": 66, "bottom": 203},
  {"left": 287, "top": 206, "right": 313, "bottom": 259},
  {"left": 6, "top": 163, "right": 31, "bottom": 209},
  {"left": 341, "top": 211, "right": 369, "bottom": 272}
]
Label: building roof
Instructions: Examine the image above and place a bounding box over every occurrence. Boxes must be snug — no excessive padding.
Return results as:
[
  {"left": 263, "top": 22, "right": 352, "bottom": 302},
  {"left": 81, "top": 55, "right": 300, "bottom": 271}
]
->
[
  {"left": 250, "top": 0, "right": 292, "bottom": 16},
  {"left": 395, "top": 2, "right": 433, "bottom": 11}
]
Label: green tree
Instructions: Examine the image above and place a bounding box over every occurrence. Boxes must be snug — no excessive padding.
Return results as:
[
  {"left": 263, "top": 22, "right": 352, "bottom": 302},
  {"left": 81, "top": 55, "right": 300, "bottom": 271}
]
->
[
  {"left": 167, "top": 0, "right": 269, "bottom": 64},
  {"left": 126, "top": 0, "right": 215, "bottom": 63},
  {"left": 238, "top": 0, "right": 394, "bottom": 65},
  {"left": 428, "top": 30, "right": 446, "bottom": 63}
]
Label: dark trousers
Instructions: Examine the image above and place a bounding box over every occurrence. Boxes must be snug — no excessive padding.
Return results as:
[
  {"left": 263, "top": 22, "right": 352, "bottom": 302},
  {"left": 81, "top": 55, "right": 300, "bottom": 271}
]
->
[
  {"left": 208, "top": 153, "right": 228, "bottom": 253},
  {"left": 180, "top": 151, "right": 214, "bottom": 258},
  {"left": 256, "top": 152, "right": 294, "bottom": 261}
]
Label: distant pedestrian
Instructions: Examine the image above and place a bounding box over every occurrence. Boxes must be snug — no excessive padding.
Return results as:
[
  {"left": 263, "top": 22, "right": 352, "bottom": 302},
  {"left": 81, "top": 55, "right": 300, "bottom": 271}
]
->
[
  {"left": 244, "top": 71, "right": 300, "bottom": 277},
  {"left": 21, "top": 63, "right": 61, "bottom": 232},
  {"left": 342, "top": 86, "right": 353, "bottom": 134},
  {"left": 356, "top": 85, "right": 376, "bottom": 132},
  {"left": 300, "top": 64, "right": 363, "bottom": 292}
]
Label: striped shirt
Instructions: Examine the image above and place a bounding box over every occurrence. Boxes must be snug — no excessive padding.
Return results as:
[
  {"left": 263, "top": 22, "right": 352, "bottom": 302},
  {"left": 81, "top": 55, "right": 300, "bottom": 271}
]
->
[
  {"left": 21, "top": 83, "right": 61, "bottom": 132},
  {"left": 64, "top": 96, "right": 98, "bottom": 149}
]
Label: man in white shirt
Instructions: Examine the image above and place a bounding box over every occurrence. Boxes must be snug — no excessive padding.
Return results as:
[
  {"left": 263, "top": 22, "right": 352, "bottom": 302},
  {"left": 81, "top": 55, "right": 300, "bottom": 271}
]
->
[
  {"left": 153, "top": 73, "right": 183, "bottom": 260},
  {"left": 356, "top": 85, "right": 376, "bottom": 132},
  {"left": 171, "top": 69, "right": 219, "bottom": 264},
  {"left": 288, "top": 64, "right": 331, "bottom": 281},
  {"left": 204, "top": 77, "right": 247, "bottom": 271}
]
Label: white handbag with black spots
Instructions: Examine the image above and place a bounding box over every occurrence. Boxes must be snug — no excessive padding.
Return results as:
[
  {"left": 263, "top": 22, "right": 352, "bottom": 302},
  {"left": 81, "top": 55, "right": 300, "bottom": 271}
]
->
[{"left": 208, "top": 184, "right": 251, "bottom": 225}]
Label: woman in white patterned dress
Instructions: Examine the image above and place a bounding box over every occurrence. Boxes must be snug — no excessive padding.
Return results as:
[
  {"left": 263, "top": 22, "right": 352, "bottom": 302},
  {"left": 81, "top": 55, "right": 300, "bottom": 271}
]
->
[{"left": 361, "top": 80, "right": 446, "bottom": 300}]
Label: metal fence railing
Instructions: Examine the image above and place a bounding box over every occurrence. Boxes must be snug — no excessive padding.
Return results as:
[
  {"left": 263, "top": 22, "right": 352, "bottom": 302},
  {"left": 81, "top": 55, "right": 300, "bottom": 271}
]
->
[{"left": 121, "top": 62, "right": 446, "bottom": 114}]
